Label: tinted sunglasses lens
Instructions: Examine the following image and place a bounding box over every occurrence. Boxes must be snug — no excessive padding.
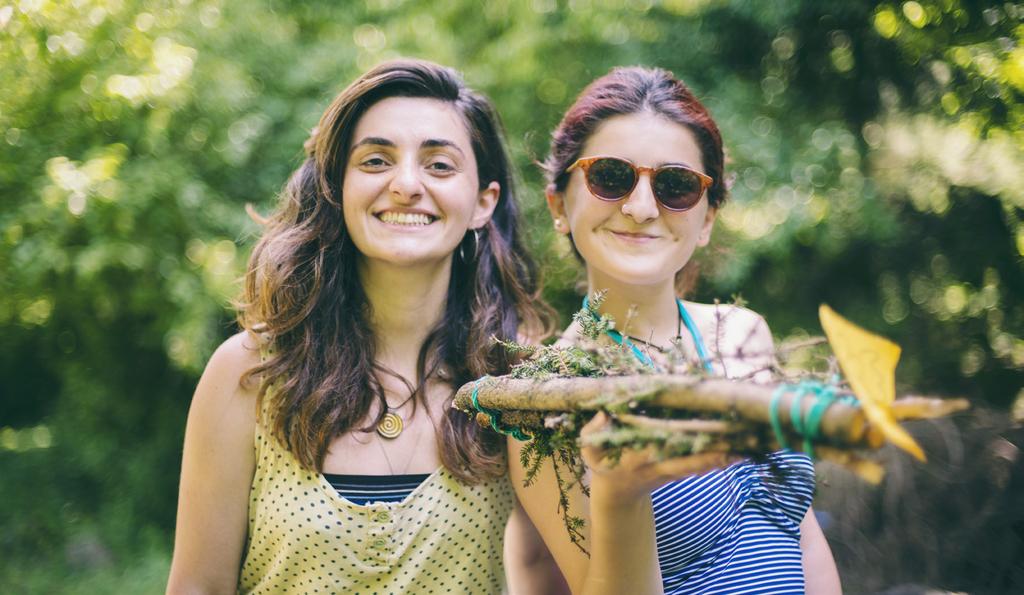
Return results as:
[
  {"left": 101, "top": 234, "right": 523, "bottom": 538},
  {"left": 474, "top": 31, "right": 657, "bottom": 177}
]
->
[
  {"left": 653, "top": 167, "right": 703, "bottom": 210},
  {"left": 586, "top": 158, "right": 636, "bottom": 199}
]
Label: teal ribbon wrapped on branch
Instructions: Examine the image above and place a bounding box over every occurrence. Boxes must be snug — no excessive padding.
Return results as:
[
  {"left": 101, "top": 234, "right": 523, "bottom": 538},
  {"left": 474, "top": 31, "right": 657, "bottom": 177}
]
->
[
  {"left": 469, "top": 376, "right": 533, "bottom": 442},
  {"left": 769, "top": 380, "right": 859, "bottom": 459}
]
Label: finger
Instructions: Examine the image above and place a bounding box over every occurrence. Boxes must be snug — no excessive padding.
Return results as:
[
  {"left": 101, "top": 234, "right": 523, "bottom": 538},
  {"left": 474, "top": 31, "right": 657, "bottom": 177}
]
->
[
  {"left": 608, "top": 443, "right": 662, "bottom": 468},
  {"left": 589, "top": 443, "right": 719, "bottom": 475},
  {"left": 579, "top": 411, "right": 619, "bottom": 468},
  {"left": 580, "top": 411, "right": 611, "bottom": 437},
  {"left": 649, "top": 451, "right": 741, "bottom": 480}
]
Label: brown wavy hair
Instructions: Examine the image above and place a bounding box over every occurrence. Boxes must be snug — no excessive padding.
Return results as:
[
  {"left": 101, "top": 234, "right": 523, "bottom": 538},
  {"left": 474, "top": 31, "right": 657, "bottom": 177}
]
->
[
  {"left": 542, "top": 66, "right": 727, "bottom": 294},
  {"left": 238, "top": 59, "right": 553, "bottom": 484}
]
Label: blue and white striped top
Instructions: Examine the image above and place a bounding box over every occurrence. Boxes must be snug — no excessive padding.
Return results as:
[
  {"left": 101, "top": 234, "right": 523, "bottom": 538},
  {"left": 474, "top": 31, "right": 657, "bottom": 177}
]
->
[
  {"left": 653, "top": 451, "right": 815, "bottom": 594},
  {"left": 323, "top": 473, "right": 431, "bottom": 506},
  {"left": 610, "top": 300, "right": 816, "bottom": 594}
]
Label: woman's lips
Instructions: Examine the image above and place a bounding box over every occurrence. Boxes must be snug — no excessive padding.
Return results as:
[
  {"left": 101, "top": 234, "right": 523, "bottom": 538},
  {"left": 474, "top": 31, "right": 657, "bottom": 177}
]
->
[{"left": 608, "top": 229, "right": 659, "bottom": 243}]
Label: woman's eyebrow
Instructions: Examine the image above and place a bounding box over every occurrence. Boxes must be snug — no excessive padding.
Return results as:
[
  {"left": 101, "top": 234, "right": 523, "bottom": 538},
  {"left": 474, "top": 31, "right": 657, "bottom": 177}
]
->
[
  {"left": 660, "top": 159, "right": 699, "bottom": 169},
  {"left": 352, "top": 136, "right": 395, "bottom": 149},
  {"left": 422, "top": 138, "right": 465, "bottom": 157},
  {"left": 351, "top": 137, "right": 463, "bottom": 158}
]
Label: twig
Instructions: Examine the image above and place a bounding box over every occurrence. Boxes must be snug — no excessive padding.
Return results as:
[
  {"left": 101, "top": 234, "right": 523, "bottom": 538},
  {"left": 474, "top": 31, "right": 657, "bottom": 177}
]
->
[{"left": 613, "top": 413, "right": 741, "bottom": 434}]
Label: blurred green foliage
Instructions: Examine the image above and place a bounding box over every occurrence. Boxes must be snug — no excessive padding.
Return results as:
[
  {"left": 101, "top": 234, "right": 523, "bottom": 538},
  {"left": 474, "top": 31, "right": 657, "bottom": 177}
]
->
[{"left": 1, "top": 0, "right": 1021, "bottom": 591}]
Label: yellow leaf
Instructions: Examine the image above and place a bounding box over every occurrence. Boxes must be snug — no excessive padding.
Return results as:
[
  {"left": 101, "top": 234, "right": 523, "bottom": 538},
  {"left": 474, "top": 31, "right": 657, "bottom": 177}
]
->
[{"left": 819, "top": 305, "right": 926, "bottom": 461}]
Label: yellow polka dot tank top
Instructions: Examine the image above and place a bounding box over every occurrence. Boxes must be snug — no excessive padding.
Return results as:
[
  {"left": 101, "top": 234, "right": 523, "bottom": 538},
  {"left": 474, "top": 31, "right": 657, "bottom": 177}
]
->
[{"left": 238, "top": 408, "right": 515, "bottom": 593}]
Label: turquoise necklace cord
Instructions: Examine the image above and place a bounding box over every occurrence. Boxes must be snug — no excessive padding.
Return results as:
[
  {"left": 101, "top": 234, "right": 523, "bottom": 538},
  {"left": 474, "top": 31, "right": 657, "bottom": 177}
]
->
[
  {"left": 769, "top": 380, "right": 860, "bottom": 459},
  {"left": 582, "top": 296, "right": 715, "bottom": 373},
  {"left": 469, "top": 376, "right": 533, "bottom": 441}
]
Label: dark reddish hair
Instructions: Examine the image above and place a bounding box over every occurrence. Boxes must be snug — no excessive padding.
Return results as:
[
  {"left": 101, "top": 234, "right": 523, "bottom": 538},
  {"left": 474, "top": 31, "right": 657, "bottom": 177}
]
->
[
  {"left": 543, "top": 66, "right": 726, "bottom": 208},
  {"left": 542, "top": 66, "right": 727, "bottom": 293}
]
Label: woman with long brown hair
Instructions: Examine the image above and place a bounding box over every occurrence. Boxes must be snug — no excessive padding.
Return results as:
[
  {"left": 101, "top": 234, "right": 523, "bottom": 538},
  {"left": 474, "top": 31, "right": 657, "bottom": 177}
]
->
[
  {"left": 509, "top": 66, "right": 841, "bottom": 594},
  {"left": 166, "top": 59, "right": 553, "bottom": 593}
]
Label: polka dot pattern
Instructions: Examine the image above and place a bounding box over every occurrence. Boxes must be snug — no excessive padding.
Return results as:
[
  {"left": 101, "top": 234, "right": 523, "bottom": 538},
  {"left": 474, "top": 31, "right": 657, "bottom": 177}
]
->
[{"left": 238, "top": 414, "right": 514, "bottom": 594}]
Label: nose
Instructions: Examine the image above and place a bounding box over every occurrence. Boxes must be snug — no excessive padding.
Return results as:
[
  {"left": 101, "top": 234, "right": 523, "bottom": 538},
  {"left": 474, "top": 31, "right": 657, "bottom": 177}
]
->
[
  {"left": 619, "top": 173, "right": 659, "bottom": 223},
  {"left": 387, "top": 159, "right": 424, "bottom": 203}
]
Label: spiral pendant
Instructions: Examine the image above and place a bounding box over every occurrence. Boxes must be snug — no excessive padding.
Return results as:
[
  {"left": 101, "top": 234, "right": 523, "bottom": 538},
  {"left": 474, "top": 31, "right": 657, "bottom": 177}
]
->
[{"left": 376, "top": 412, "right": 403, "bottom": 439}]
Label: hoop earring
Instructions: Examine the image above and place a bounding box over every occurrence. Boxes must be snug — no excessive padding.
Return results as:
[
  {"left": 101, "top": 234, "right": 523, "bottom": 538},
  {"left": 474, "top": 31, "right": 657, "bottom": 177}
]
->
[{"left": 458, "top": 228, "right": 481, "bottom": 262}]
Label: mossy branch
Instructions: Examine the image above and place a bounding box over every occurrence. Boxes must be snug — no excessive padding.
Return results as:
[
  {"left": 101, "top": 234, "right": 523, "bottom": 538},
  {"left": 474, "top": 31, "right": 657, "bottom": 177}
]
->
[{"left": 462, "top": 294, "right": 970, "bottom": 552}]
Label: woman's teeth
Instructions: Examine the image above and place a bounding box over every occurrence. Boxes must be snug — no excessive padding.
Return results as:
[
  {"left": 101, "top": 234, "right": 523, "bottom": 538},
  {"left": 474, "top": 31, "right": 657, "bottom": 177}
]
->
[{"left": 379, "top": 212, "right": 433, "bottom": 226}]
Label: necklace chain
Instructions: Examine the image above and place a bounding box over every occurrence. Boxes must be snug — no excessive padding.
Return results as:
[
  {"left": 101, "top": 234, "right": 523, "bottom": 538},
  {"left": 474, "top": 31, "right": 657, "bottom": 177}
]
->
[
  {"left": 618, "top": 306, "right": 684, "bottom": 352},
  {"left": 375, "top": 415, "right": 426, "bottom": 475},
  {"left": 583, "top": 296, "right": 714, "bottom": 373}
]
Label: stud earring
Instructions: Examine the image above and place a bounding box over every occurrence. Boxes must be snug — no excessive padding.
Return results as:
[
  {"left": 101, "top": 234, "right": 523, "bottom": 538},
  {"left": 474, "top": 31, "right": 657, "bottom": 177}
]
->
[{"left": 554, "top": 218, "right": 563, "bottom": 230}]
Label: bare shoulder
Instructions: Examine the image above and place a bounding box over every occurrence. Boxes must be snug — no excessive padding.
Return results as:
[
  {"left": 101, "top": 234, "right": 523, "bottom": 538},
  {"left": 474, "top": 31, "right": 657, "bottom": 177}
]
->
[
  {"left": 683, "top": 300, "right": 766, "bottom": 328},
  {"left": 190, "top": 330, "right": 263, "bottom": 428},
  {"left": 684, "top": 300, "right": 771, "bottom": 341},
  {"left": 207, "top": 330, "right": 263, "bottom": 379},
  {"left": 682, "top": 301, "right": 775, "bottom": 380}
]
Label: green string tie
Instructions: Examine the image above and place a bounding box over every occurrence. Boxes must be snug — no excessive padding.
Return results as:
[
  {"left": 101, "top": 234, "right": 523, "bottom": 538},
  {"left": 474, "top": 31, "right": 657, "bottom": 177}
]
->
[
  {"left": 769, "top": 380, "right": 858, "bottom": 459},
  {"left": 470, "top": 377, "right": 533, "bottom": 442}
]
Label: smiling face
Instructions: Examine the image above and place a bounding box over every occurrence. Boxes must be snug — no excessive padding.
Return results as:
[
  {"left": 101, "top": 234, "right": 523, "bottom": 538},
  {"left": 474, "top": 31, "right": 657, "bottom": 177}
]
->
[
  {"left": 548, "top": 110, "right": 717, "bottom": 289},
  {"left": 342, "top": 96, "right": 499, "bottom": 269}
]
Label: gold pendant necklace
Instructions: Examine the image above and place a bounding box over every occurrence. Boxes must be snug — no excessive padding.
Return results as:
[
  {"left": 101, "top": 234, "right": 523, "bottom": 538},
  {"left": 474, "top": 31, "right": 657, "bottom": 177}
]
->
[{"left": 376, "top": 411, "right": 403, "bottom": 439}]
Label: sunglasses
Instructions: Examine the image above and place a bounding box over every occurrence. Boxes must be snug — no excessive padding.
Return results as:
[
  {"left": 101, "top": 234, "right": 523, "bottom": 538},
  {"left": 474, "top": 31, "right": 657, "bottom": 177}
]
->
[{"left": 566, "top": 156, "right": 713, "bottom": 212}]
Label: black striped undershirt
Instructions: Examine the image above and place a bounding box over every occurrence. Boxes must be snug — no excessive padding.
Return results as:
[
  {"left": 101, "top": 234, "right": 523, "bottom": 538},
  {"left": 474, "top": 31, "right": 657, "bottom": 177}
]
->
[{"left": 322, "top": 473, "right": 431, "bottom": 506}]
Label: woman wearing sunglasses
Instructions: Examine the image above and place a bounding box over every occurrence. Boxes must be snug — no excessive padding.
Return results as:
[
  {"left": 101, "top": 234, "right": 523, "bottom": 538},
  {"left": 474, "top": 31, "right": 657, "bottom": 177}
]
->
[
  {"left": 507, "top": 67, "right": 842, "bottom": 594},
  {"left": 166, "top": 59, "right": 556, "bottom": 594}
]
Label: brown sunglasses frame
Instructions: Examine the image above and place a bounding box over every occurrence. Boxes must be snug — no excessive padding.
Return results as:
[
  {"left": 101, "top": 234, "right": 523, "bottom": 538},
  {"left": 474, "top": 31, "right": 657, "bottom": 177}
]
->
[{"left": 566, "top": 156, "right": 714, "bottom": 211}]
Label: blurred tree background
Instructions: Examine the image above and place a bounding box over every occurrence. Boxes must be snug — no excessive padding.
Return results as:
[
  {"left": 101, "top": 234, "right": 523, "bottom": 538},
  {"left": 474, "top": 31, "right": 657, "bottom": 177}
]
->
[{"left": 1, "top": 0, "right": 1022, "bottom": 592}]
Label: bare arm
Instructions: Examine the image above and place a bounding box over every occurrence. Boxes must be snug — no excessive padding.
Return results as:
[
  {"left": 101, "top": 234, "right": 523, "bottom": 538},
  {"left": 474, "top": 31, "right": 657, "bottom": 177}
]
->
[
  {"left": 800, "top": 508, "right": 842, "bottom": 594},
  {"left": 504, "top": 500, "right": 571, "bottom": 595},
  {"left": 509, "top": 428, "right": 734, "bottom": 595},
  {"left": 166, "top": 332, "right": 260, "bottom": 595},
  {"left": 580, "top": 468, "right": 663, "bottom": 595},
  {"left": 579, "top": 422, "right": 737, "bottom": 595},
  {"left": 508, "top": 437, "right": 592, "bottom": 594}
]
